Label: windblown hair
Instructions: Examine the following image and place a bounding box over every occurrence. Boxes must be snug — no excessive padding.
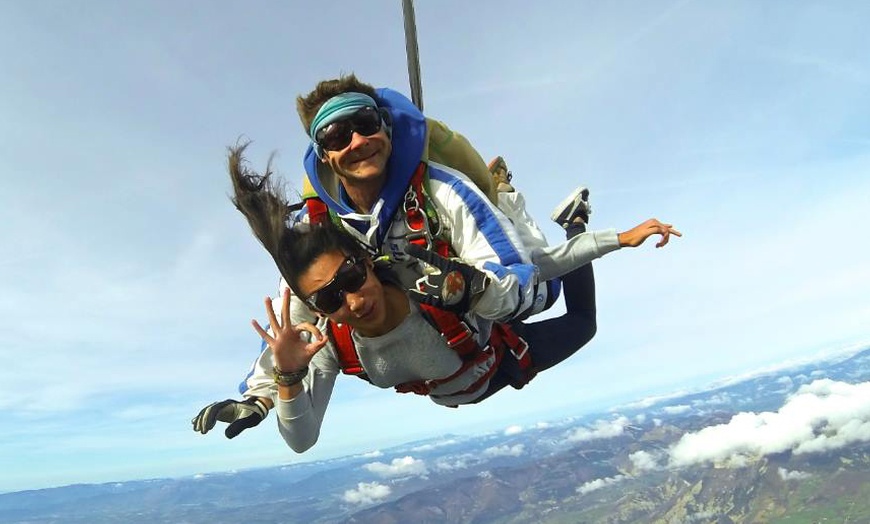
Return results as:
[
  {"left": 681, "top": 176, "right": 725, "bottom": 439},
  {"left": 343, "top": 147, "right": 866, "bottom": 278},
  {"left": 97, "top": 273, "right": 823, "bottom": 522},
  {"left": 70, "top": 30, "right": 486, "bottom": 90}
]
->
[
  {"left": 296, "top": 73, "right": 378, "bottom": 135},
  {"left": 227, "top": 142, "right": 365, "bottom": 295}
]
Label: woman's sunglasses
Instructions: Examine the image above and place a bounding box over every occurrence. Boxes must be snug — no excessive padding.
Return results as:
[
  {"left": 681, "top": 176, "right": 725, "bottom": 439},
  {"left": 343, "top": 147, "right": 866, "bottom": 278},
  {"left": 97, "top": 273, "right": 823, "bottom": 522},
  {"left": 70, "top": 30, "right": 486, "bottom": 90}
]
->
[
  {"left": 315, "top": 106, "right": 383, "bottom": 152},
  {"left": 303, "top": 256, "right": 368, "bottom": 313}
]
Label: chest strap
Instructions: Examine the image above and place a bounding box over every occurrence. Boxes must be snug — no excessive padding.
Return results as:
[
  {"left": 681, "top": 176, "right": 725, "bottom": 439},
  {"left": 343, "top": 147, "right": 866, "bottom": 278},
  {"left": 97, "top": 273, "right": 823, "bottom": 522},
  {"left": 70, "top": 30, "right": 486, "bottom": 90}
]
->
[
  {"left": 304, "top": 162, "right": 449, "bottom": 258},
  {"left": 404, "top": 163, "right": 451, "bottom": 257},
  {"left": 329, "top": 306, "right": 533, "bottom": 398}
]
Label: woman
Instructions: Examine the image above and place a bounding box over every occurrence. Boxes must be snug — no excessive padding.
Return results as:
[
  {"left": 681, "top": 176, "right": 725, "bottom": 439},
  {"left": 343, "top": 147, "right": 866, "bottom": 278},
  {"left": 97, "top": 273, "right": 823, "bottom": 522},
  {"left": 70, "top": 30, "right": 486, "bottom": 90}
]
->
[{"left": 192, "top": 145, "right": 680, "bottom": 451}]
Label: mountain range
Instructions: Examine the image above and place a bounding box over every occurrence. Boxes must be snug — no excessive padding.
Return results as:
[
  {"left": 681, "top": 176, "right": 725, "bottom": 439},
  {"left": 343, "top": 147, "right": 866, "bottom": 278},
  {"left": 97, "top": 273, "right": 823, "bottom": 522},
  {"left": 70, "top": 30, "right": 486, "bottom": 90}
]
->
[{"left": 3, "top": 345, "right": 869, "bottom": 524}]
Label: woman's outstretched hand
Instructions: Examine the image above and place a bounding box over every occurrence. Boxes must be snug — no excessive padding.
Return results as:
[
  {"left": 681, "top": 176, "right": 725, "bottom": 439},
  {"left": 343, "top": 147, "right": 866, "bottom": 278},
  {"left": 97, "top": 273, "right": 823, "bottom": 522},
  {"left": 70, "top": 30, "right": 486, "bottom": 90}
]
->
[
  {"left": 251, "top": 288, "right": 328, "bottom": 372},
  {"left": 618, "top": 219, "right": 682, "bottom": 248}
]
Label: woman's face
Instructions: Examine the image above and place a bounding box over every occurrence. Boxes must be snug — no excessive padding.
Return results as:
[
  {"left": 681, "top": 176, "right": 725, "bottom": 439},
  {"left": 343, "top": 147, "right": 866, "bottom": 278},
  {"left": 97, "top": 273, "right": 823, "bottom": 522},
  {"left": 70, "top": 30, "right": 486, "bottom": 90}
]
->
[{"left": 297, "top": 250, "right": 389, "bottom": 333}]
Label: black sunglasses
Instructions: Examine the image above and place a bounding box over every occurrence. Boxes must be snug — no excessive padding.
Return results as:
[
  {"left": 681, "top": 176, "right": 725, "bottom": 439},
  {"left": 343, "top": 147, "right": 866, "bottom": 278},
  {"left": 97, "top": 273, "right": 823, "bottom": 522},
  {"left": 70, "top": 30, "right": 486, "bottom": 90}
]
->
[
  {"left": 303, "top": 256, "right": 368, "bottom": 313},
  {"left": 315, "top": 106, "right": 383, "bottom": 152}
]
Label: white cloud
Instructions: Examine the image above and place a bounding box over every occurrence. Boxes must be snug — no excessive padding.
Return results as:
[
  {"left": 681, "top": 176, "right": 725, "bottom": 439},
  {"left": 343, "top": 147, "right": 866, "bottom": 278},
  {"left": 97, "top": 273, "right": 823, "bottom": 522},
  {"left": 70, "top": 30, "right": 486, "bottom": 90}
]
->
[
  {"left": 343, "top": 482, "right": 391, "bottom": 505},
  {"left": 621, "top": 390, "right": 692, "bottom": 410},
  {"left": 363, "top": 456, "right": 428, "bottom": 478},
  {"left": 693, "top": 393, "right": 731, "bottom": 407},
  {"left": 483, "top": 444, "right": 525, "bottom": 458},
  {"left": 504, "top": 425, "right": 524, "bottom": 436},
  {"left": 359, "top": 450, "right": 383, "bottom": 458},
  {"left": 576, "top": 475, "right": 626, "bottom": 495},
  {"left": 629, "top": 450, "right": 663, "bottom": 472},
  {"left": 411, "top": 439, "right": 457, "bottom": 452},
  {"left": 669, "top": 380, "right": 870, "bottom": 468},
  {"left": 567, "top": 416, "right": 630, "bottom": 443},
  {"left": 435, "top": 457, "right": 471, "bottom": 471},
  {"left": 662, "top": 404, "right": 691, "bottom": 415},
  {"left": 778, "top": 468, "right": 811, "bottom": 481}
]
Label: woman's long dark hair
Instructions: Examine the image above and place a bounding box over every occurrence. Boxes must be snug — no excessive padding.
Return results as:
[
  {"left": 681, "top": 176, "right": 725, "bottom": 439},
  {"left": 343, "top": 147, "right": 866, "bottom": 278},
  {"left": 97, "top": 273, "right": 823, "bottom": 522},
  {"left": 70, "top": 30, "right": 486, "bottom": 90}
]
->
[{"left": 227, "top": 142, "right": 364, "bottom": 295}]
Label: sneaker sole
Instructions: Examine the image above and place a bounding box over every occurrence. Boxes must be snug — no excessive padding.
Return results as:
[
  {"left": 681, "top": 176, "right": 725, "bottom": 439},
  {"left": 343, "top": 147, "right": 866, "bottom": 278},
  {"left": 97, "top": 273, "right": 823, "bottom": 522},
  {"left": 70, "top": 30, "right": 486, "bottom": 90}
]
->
[{"left": 549, "top": 186, "right": 589, "bottom": 222}]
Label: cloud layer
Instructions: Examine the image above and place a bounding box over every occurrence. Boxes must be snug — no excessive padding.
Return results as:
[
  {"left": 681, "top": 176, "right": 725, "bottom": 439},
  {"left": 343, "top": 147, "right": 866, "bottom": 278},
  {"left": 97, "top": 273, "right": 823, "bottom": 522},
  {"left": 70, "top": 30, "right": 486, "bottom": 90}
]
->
[
  {"left": 363, "top": 456, "right": 429, "bottom": 478},
  {"left": 343, "top": 482, "right": 391, "bottom": 505},
  {"left": 566, "top": 416, "right": 630, "bottom": 443},
  {"left": 668, "top": 379, "right": 870, "bottom": 468}
]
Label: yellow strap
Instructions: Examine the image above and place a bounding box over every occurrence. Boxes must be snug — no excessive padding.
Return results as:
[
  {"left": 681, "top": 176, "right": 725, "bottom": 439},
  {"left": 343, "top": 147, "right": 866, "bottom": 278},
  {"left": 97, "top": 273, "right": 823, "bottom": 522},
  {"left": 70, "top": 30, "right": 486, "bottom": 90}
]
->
[{"left": 301, "top": 173, "right": 318, "bottom": 200}]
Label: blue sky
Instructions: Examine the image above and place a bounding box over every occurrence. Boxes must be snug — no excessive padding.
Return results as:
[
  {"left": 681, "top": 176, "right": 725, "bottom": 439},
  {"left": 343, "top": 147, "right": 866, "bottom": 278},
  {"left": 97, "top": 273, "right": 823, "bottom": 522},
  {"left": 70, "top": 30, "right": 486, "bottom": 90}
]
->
[{"left": 1, "top": 0, "right": 868, "bottom": 493}]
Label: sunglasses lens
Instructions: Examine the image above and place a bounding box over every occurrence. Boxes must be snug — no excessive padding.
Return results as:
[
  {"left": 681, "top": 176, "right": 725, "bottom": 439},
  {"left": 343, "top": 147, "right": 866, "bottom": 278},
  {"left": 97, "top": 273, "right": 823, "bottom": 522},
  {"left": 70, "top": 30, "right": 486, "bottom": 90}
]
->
[
  {"left": 318, "top": 120, "right": 353, "bottom": 151},
  {"left": 312, "top": 289, "right": 343, "bottom": 315},
  {"left": 316, "top": 107, "right": 382, "bottom": 152},
  {"left": 351, "top": 110, "right": 382, "bottom": 136},
  {"left": 309, "top": 258, "right": 368, "bottom": 313}
]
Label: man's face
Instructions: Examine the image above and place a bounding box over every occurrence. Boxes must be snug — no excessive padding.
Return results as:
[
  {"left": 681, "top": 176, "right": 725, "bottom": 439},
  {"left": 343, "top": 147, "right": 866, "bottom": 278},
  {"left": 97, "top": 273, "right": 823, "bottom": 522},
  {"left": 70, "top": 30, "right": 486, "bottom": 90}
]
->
[{"left": 320, "top": 125, "right": 392, "bottom": 186}]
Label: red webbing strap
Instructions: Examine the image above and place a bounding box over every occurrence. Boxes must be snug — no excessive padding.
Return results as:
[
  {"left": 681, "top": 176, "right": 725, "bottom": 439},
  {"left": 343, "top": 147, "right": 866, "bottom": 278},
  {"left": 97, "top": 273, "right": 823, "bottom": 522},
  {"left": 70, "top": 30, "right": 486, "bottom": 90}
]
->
[
  {"left": 305, "top": 197, "right": 329, "bottom": 226},
  {"left": 394, "top": 305, "right": 492, "bottom": 396},
  {"left": 400, "top": 322, "right": 535, "bottom": 398},
  {"left": 405, "top": 163, "right": 428, "bottom": 247},
  {"left": 491, "top": 323, "right": 536, "bottom": 384},
  {"left": 406, "top": 163, "right": 450, "bottom": 257},
  {"left": 434, "top": 346, "right": 504, "bottom": 398},
  {"left": 418, "top": 304, "right": 478, "bottom": 358},
  {"left": 328, "top": 322, "right": 364, "bottom": 375},
  {"left": 394, "top": 346, "right": 496, "bottom": 395}
]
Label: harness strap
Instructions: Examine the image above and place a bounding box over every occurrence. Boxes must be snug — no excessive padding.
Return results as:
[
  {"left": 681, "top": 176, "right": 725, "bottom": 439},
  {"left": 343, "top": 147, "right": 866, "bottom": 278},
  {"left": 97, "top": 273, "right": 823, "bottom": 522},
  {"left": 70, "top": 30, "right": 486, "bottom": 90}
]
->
[
  {"left": 394, "top": 346, "right": 495, "bottom": 395},
  {"left": 331, "top": 314, "right": 534, "bottom": 397},
  {"left": 392, "top": 302, "right": 487, "bottom": 395},
  {"left": 305, "top": 196, "right": 330, "bottom": 226},
  {"left": 490, "top": 323, "right": 536, "bottom": 385},
  {"left": 432, "top": 348, "right": 504, "bottom": 399},
  {"left": 405, "top": 163, "right": 450, "bottom": 257},
  {"left": 329, "top": 322, "right": 365, "bottom": 376},
  {"left": 417, "top": 304, "right": 478, "bottom": 358}
]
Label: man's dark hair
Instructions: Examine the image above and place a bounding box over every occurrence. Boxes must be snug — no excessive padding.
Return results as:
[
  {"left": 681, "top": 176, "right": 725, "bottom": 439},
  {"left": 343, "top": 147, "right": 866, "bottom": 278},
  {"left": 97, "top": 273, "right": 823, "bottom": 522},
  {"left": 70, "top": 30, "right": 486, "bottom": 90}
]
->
[{"left": 296, "top": 73, "right": 378, "bottom": 135}]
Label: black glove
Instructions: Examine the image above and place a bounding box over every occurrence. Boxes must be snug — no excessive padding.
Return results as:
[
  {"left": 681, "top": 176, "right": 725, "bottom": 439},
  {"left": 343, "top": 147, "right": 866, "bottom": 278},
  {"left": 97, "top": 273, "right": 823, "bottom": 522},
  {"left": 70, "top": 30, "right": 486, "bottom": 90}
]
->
[
  {"left": 191, "top": 397, "right": 269, "bottom": 439},
  {"left": 404, "top": 244, "right": 489, "bottom": 313}
]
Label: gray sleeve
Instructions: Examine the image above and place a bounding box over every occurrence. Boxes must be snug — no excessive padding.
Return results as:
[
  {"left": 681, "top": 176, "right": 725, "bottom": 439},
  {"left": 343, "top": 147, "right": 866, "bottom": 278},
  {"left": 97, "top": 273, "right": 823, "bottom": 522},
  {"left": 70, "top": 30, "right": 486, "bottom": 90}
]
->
[
  {"left": 531, "top": 228, "right": 621, "bottom": 281},
  {"left": 274, "top": 341, "right": 341, "bottom": 453}
]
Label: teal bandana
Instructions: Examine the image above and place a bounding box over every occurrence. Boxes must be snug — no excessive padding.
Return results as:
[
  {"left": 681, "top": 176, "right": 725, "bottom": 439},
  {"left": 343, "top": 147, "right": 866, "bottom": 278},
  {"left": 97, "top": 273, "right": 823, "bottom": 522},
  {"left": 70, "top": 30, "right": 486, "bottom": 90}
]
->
[{"left": 309, "top": 92, "right": 379, "bottom": 146}]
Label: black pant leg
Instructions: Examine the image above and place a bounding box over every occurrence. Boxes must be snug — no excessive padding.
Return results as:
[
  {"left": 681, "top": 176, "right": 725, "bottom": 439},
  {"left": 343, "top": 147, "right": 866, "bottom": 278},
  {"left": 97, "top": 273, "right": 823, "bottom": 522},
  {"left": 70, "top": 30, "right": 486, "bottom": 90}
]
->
[
  {"left": 471, "top": 222, "right": 598, "bottom": 403},
  {"left": 516, "top": 221, "right": 597, "bottom": 372}
]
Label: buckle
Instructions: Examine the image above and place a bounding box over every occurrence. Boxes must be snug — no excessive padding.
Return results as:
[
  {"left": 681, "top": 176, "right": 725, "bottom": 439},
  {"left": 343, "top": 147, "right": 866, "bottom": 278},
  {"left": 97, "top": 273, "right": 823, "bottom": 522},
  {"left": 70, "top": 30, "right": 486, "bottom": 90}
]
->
[
  {"left": 510, "top": 339, "right": 529, "bottom": 361},
  {"left": 405, "top": 231, "right": 430, "bottom": 244},
  {"left": 445, "top": 322, "right": 473, "bottom": 349}
]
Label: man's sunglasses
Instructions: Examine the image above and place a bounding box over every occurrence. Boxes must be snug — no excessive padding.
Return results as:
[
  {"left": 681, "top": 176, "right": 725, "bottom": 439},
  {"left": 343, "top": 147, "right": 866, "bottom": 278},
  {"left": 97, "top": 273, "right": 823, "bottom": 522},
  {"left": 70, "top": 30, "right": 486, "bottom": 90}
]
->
[
  {"left": 315, "top": 106, "right": 383, "bottom": 152},
  {"left": 303, "top": 256, "right": 368, "bottom": 314}
]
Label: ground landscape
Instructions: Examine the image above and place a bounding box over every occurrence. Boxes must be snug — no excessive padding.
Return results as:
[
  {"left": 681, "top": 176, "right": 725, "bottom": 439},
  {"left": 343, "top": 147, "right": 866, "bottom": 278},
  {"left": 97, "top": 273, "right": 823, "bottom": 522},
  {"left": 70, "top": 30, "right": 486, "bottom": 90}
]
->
[{"left": 3, "top": 346, "right": 869, "bottom": 524}]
